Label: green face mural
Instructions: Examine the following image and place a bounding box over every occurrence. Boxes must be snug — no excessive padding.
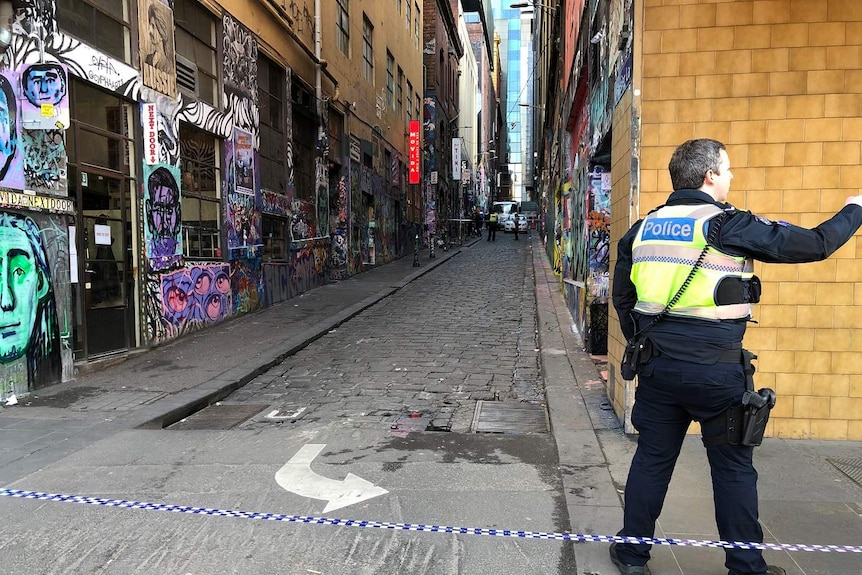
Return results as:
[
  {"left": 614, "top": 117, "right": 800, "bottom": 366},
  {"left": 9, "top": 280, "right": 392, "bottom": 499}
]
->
[{"left": 0, "top": 214, "right": 49, "bottom": 363}]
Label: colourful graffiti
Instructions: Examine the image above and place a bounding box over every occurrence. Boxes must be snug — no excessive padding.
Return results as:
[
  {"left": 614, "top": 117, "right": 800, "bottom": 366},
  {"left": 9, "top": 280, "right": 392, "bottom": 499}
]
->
[
  {"left": 0, "top": 211, "right": 66, "bottom": 400},
  {"left": 230, "top": 257, "right": 262, "bottom": 313},
  {"left": 0, "top": 72, "right": 24, "bottom": 191},
  {"left": 262, "top": 189, "right": 291, "bottom": 216},
  {"left": 23, "top": 129, "right": 68, "bottom": 195},
  {"left": 160, "top": 264, "right": 233, "bottom": 328},
  {"left": 262, "top": 240, "right": 327, "bottom": 305}
]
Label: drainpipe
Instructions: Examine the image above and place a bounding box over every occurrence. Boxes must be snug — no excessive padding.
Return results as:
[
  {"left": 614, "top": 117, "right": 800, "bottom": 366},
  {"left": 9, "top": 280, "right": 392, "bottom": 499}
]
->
[{"left": 314, "top": 0, "right": 322, "bottom": 103}]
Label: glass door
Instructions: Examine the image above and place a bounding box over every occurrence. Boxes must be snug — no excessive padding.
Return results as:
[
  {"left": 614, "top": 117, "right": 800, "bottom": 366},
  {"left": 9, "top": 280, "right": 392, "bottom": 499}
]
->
[{"left": 68, "top": 80, "right": 138, "bottom": 360}]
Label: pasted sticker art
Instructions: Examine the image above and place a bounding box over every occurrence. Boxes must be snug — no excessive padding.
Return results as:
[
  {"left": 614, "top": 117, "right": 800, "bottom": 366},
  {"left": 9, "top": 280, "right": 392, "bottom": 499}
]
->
[{"left": 20, "top": 63, "right": 70, "bottom": 130}]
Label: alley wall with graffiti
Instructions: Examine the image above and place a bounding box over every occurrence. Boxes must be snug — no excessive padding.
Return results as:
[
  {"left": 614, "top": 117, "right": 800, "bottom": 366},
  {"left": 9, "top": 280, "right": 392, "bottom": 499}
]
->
[{"left": 0, "top": 0, "right": 410, "bottom": 395}]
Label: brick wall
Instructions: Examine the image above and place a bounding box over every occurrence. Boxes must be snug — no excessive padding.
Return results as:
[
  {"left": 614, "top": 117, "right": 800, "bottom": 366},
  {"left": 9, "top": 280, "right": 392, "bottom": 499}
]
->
[{"left": 637, "top": 0, "right": 862, "bottom": 440}]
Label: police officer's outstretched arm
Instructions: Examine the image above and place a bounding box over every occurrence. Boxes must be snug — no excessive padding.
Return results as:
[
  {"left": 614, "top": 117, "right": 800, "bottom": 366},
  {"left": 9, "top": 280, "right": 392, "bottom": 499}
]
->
[{"left": 716, "top": 196, "right": 862, "bottom": 264}]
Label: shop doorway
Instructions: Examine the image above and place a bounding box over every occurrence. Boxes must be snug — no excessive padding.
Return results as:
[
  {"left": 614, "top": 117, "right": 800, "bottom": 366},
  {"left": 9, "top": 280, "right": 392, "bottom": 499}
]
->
[{"left": 68, "top": 81, "right": 138, "bottom": 360}]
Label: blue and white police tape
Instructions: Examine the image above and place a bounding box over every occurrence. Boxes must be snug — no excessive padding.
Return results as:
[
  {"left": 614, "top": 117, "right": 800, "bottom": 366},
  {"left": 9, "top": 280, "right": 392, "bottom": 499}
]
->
[{"left": 1, "top": 488, "right": 859, "bottom": 554}]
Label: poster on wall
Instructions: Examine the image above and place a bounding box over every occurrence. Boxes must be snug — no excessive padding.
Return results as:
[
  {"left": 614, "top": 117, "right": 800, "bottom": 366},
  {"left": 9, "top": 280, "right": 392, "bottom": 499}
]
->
[
  {"left": 139, "top": 0, "right": 177, "bottom": 97},
  {"left": 0, "top": 71, "right": 24, "bottom": 191},
  {"left": 233, "top": 127, "right": 255, "bottom": 196},
  {"left": 143, "top": 163, "right": 183, "bottom": 269},
  {"left": 19, "top": 63, "right": 70, "bottom": 130}
]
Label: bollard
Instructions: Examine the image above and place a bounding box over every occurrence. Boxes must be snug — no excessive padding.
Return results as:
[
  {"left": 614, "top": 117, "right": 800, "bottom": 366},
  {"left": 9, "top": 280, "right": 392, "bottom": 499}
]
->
[{"left": 413, "top": 234, "right": 420, "bottom": 267}]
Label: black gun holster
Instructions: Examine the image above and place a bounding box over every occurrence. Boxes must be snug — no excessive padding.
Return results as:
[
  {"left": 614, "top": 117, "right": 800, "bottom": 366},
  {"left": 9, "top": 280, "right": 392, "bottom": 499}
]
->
[
  {"left": 703, "top": 350, "right": 777, "bottom": 448},
  {"left": 620, "top": 337, "right": 654, "bottom": 380}
]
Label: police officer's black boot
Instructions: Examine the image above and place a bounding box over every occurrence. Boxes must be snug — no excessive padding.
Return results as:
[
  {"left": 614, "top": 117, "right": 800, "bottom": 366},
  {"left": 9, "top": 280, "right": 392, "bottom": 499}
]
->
[{"left": 609, "top": 543, "right": 651, "bottom": 575}]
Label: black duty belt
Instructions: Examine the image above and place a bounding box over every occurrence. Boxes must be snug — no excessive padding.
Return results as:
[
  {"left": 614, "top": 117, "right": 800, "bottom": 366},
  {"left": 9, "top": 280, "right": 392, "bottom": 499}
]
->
[
  {"left": 715, "top": 348, "right": 743, "bottom": 363},
  {"left": 655, "top": 347, "right": 743, "bottom": 364}
]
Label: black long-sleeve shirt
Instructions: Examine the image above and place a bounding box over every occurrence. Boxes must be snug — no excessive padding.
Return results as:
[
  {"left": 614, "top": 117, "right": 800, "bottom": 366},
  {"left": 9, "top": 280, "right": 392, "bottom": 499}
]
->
[{"left": 612, "top": 189, "right": 862, "bottom": 363}]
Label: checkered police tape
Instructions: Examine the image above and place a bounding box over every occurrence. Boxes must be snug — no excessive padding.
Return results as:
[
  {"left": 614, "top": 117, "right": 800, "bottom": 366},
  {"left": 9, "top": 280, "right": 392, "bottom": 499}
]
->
[{"left": 1, "top": 488, "right": 859, "bottom": 554}]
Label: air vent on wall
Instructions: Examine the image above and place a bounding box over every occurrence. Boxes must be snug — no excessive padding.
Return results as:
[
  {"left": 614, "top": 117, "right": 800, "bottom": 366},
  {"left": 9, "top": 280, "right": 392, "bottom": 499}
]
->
[{"left": 175, "top": 54, "right": 198, "bottom": 95}]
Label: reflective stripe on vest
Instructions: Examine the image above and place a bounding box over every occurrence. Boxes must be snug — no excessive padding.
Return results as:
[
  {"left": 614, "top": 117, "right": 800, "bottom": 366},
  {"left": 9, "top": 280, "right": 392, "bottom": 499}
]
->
[{"left": 630, "top": 204, "right": 754, "bottom": 320}]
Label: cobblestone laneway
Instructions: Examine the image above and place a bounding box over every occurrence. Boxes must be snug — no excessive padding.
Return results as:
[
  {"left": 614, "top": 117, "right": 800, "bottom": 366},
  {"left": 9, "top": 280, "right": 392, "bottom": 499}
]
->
[{"left": 233, "top": 236, "right": 543, "bottom": 432}]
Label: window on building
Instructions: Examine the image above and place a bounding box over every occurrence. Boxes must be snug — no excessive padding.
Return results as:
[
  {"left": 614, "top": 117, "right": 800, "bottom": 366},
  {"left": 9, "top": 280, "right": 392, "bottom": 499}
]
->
[
  {"left": 386, "top": 51, "right": 395, "bottom": 110},
  {"left": 262, "top": 216, "right": 288, "bottom": 260},
  {"left": 414, "top": 4, "right": 420, "bottom": 48},
  {"left": 406, "top": 80, "right": 413, "bottom": 121},
  {"left": 405, "top": 0, "right": 411, "bottom": 30},
  {"left": 174, "top": 0, "right": 219, "bottom": 107},
  {"left": 292, "top": 81, "right": 317, "bottom": 203},
  {"left": 258, "top": 53, "right": 286, "bottom": 194},
  {"left": 396, "top": 0, "right": 402, "bottom": 14},
  {"left": 57, "top": 0, "right": 131, "bottom": 62},
  {"left": 397, "top": 66, "right": 403, "bottom": 117},
  {"left": 180, "top": 124, "right": 222, "bottom": 259},
  {"left": 336, "top": 0, "right": 349, "bottom": 56},
  {"left": 363, "top": 15, "right": 374, "bottom": 84}
]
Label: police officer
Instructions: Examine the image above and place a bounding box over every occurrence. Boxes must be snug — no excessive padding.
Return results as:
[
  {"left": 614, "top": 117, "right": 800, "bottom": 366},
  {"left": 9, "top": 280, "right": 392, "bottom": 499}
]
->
[
  {"left": 610, "top": 138, "right": 862, "bottom": 575},
  {"left": 487, "top": 210, "right": 498, "bottom": 241}
]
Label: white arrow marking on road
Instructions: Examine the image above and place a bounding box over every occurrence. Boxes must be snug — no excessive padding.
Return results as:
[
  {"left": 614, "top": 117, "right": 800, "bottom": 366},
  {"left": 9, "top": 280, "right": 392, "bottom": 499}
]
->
[
  {"left": 275, "top": 443, "right": 388, "bottom": 513},
  {"left": 266, "top": 407, "right": 306, "bottom": 420}
]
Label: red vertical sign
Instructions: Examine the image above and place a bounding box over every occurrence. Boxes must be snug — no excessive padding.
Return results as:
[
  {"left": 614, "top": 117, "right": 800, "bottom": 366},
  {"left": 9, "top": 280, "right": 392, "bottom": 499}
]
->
[{"left": 408, "top": 120, "right": 420, "bottom": 184}]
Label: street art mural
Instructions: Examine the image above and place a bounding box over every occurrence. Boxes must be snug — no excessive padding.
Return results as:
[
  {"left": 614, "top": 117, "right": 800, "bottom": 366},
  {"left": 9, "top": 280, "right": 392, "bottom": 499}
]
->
[
  {"left": 262, "top": 241, "right": 327, "bottom": 305},
  {"left": 226, "top": 188, "right": 260, "bottom": 249},
  {"left": 20, "top": 62, "right": 70, "bottom": 130},
  {"left": 0, "top": 72, "right": 24, "bottom": 191},
  {"left": 262, "top": 189, "right": 291, "bottom": 216},
  {"left": 315, "top": 98, "right": 329, "bottom": 231},
  {"left": 222, "top": 15, "right": 258, "bottom": 102},
  {"left": 588, "top": 167, "right": 611, "bottom": 274},
  {"left": 144, "top": 164, "right": 182, "bottom": 268},
  {"left": 139, "top": 0, "right": 177, "bottom": 97},
  {"left": 0, "top": 211, "right": 71, "bottom": 401},
  {"left": 222, "top": 15, "right": 261, "bottom": 253},
  {"left": 329, "top": 173, "right": 349, "bottom": 279},
  {"left": 230, "top": 257, "right": 262, "bottom": 314},
  {"left": 22, "top": 129, "right": 67, "bottom": 194},
  {"left": 160, "top": 264, "right": 233, "bottom": 332}
]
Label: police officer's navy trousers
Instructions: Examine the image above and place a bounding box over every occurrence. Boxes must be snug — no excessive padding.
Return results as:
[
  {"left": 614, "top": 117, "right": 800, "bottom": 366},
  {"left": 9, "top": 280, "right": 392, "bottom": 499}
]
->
[{"left": 616, "top": 356, "right": 768, "bottom": 575}]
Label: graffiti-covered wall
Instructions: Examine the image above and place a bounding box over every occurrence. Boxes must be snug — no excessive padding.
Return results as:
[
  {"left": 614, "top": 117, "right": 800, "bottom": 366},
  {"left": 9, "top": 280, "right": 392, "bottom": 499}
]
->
[{"left": 0, "top": 207, "right": 73, "bottom": 401}]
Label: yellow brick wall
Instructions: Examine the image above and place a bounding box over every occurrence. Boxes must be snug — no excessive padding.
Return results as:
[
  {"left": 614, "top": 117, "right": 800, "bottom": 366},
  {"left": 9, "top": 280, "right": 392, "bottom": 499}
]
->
[
  {"left": 635, "top": 0, "right": 862, "bottom": 440},
  {"left": 609, "top": 89, "right": 634, "bottom": 421}
]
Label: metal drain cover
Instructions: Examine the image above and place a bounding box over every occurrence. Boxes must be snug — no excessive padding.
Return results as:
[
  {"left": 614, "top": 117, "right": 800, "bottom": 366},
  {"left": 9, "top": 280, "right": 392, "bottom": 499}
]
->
[
  {"left": 168, "top": 404, "right": 270, "bottom": 430},
  {"left": 472, "top": 401, "right": 548, "bottom": 434},
  {"left": 827, "top": 457, "right": 862, "bottom": 487}
]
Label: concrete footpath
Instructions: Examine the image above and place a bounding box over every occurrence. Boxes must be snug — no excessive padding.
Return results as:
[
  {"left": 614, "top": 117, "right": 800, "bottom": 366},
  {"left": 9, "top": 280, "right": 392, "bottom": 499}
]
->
[{"left": 1, "top": 235, "right": 860, "bottom": 575}]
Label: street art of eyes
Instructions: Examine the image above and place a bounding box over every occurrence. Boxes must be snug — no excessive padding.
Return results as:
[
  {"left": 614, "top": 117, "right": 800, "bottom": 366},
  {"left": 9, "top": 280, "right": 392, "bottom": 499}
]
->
[{"left": 161, "top": 265, "right": 232, "bottom": 326}]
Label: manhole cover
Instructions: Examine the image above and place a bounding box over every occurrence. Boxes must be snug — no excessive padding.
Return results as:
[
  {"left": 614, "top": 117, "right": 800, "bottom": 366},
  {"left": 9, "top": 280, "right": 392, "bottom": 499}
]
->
[
  {"left": 471, "top": 401, "right": 548, "bottom": 434},
  {"left": 827, "top": 458, "right": 862, "bottom": 487},
  {"left": 167, "top": 404, "right": 270, "bottom": 430}
]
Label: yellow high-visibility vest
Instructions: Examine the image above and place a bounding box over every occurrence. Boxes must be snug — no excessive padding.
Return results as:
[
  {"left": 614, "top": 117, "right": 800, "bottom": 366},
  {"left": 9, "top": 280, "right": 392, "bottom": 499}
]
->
[{"left": 631, "top": 204, "right": 755, "bottom": 320}]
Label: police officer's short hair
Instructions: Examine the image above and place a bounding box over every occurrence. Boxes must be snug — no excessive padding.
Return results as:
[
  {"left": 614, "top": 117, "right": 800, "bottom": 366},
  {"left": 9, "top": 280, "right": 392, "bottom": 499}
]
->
[{"left": 669, "top": 138, "right": 725, "bottom": 191}]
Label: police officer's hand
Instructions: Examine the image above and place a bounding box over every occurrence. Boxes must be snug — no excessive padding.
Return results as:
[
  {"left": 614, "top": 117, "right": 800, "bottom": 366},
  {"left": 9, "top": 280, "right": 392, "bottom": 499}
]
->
[{"left": 845, "top": 195, "right": 862, "bottom": 207}]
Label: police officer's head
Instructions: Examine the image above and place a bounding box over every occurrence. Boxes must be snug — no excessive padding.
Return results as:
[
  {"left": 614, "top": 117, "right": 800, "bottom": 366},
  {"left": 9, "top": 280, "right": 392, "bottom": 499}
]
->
[{"left": 669, "top": 138, "right": 729, "bottom": 193}]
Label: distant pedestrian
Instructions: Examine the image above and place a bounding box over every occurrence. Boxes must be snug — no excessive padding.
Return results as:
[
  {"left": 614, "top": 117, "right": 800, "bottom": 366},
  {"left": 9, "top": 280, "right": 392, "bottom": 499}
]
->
[
  {"left": 474, "top": 208, "right": 483, "bottom": 237},
  {"left": 512, "top": 210, "right": 519, "bottom": 240},
  {"left": 487, "top": 211, "right": 497, "bottom": 241}
]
